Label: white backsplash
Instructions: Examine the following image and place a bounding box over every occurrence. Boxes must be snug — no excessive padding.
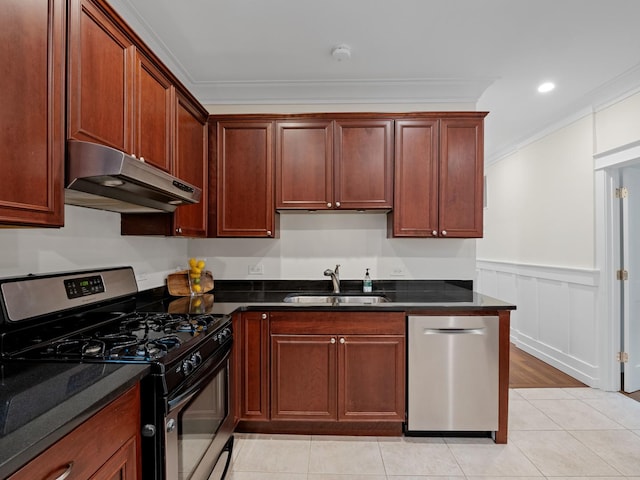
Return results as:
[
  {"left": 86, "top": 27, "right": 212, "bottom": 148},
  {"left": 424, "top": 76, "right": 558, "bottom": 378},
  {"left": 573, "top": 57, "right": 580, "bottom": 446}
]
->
[
  {"left": 190, "top": 212, "right": 477, "bottom": 281},
  {"left": 0, "top": 207, "right": 476, "bottom": 288},
  {"left": 0, "top": 205, "right": 188, "bottom": 290}
]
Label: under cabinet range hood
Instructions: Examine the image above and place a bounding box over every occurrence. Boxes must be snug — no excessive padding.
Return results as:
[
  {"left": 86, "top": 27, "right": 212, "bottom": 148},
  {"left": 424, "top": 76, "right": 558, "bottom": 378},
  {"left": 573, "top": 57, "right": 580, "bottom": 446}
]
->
[{"left": 64, "top": 140, "right": 202, "bottom": 213}]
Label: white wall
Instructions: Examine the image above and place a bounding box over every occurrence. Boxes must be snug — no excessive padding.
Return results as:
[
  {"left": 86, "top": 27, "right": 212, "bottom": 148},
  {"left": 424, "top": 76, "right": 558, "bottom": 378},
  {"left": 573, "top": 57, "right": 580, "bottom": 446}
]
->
[
  {"left": 479, "top": 115, "right": 595, "bottom": 268},
  {"left": 0, "top": 205, "right": 188, "bottom": 290},
  {"left": 477, "top": 91, "right": 640, "bottom": 389},
  {"left": 0, "top": 208, "right": 476, "bottom": 288},
  {"left": 190, "top": 212, "right": 477, "bottom": 281}
]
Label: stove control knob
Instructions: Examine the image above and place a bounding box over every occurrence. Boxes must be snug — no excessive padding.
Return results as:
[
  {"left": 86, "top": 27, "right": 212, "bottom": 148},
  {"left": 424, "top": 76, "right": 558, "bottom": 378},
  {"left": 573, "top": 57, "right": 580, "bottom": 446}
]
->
[
  {"left": 142, "top": 424, "right": 156, "bottom": 437},
  {"left": 191, "top": 352, "right": 202, "bottom": 367},
  {"left": 182, "top": 359, "right": 194, "bottom": 376}
]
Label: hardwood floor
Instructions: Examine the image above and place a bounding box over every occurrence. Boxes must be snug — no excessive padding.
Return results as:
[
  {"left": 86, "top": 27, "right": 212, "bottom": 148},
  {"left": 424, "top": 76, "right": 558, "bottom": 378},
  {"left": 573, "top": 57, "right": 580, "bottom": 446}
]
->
[
  {"left": 509, "top": 343, "right": 586, "bottom": 388},
  {"left": 510, "top": 343, "right": 640, "bottom": 404}
]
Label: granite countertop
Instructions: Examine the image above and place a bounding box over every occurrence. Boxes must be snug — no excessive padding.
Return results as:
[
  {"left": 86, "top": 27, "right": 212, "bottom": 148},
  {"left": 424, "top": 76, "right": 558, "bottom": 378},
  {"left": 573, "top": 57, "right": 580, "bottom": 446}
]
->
[
  {"left": 0, "top": 362, "right": 149, "bottom": 478},
  {"left": 157, "top": 279, "right": 516, "bottom": 316}
]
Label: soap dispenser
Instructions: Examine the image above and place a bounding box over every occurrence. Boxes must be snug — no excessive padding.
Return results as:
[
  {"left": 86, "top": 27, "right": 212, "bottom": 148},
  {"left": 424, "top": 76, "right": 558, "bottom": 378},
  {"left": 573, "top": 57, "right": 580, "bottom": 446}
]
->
[{"left": 363, "top": 268, "right": 372, "bottom": 293}]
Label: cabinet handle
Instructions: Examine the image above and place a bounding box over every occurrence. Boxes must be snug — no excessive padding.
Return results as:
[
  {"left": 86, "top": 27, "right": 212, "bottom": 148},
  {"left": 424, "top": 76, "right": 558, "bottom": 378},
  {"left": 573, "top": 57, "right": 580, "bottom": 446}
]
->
[
  {"left": 261, "top": 313, "right": 267, "bottom": 320},
  {"left": 266, "top": 230, "right": 272, "bottom": 236},
  {"left": 330, "top": 337, "right": 336, "bottom": 344},
  {"left": 431, "top": 230, "right": 438, "bottom": 236},
  {"left": 441, "top": 230, "right": 447, "bottom": 236},
  {"left": 53, "top": 462, "right": 74, "bottom": 480},
  {"left": 335, "top": 202, "right": 341, "bottom": 208},
  {"left": 339, "top": 337, "right": 345, "bottom": 344},
  {"left": 327, "top": 202, "right": 332, "bottom": 208}
]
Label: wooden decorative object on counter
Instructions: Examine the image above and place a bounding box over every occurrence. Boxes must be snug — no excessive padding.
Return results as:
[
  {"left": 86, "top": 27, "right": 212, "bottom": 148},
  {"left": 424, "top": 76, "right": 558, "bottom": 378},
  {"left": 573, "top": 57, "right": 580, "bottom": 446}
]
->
[
  {"left": 167, "top": 294, "right": 214, "bottom": 313},
  {"left": 167, "top": 270, "right": 214, "bottom": 296}
]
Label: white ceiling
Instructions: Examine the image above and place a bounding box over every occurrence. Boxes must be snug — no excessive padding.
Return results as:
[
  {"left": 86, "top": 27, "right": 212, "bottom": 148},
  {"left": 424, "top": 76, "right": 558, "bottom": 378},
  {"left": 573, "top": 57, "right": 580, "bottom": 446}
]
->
[{"left": 109, "top": 0, "right": 640, "bottom": 161}]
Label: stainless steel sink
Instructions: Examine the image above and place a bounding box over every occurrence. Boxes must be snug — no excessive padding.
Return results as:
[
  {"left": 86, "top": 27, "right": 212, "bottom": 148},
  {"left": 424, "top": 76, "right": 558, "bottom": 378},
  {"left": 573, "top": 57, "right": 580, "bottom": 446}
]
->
[{"left": 283, "top": 294, "right": 389, "bottom": 304}]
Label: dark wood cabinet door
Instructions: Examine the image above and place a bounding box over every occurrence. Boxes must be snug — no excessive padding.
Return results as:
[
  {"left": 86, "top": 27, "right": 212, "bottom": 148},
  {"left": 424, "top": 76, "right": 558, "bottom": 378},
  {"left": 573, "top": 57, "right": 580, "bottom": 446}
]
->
[
  {"left": 174, "top": 94, "right": 207, "bottom": 237},
  {"left": 271, "top": 335, "right": 337, "bottom": 420},
  {"left": 8, "top": 385, "right": 141, "bottom": 480},
  {"left": 391, "top": 119, "right": 439, "bottom": 237},
  {"left": 89, "top": 437, "right": 137, "bottom": 480},
  {"left": 135, "top": 51, "right": 174, "bottom": 172},
  {"left": 275, "top": 120, "right": 333, "bottom": 209},
  {"left": 338, "top": 335, "right": 405, "bottom": 421},
  {"left": 0, "top": 0, "right": 65, "bottom": 227},
  {"left": 334, "top": 119, "right": 393, "bottom": 209},
  {"left": 216, "top": 121, "right": 275, "bottom": 237},
  {"left": 68, "top": 0, "right": 134, "bottom": 153},
  {"left": 238, "top": 312, "right": 270, "bottom": 420},
  {"left": 439, "top": 118, "right": 484, "bottom": 238}
]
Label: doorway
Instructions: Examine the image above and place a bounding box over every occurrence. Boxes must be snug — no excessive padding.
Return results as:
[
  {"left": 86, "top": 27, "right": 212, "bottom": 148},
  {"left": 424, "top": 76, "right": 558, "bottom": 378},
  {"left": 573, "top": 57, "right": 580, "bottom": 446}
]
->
[
  {"left": 620, "top": 165, "right": 640, "bottom": 393},
  {"left": 595, "top": 144, "right": 640, "bottom": 394}
]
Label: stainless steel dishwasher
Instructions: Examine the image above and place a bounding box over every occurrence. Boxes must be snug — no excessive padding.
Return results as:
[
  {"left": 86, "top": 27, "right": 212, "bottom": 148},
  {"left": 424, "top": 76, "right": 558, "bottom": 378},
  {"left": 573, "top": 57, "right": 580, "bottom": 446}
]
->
[{"left": 407, "top": 315, "right": 499, "bottom": 432}]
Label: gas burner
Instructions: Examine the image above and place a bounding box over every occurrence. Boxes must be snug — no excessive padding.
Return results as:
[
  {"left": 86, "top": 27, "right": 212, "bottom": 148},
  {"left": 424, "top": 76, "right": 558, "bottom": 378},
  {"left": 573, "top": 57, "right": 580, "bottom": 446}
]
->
[
  {"left": 96, "top": 333, "right": 139, "bottom": 349},
  {"left": 173, "top": 318, "right": 208, "bottom": 333},
  {"left": 48, "top": 337, "right": 106, "bottom": 358}
]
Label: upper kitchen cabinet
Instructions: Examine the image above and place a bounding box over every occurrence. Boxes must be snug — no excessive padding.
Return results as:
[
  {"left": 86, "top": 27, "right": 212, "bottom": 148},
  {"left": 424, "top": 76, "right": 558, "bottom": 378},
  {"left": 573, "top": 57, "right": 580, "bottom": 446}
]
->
[
  {"left": 275, "top": 118, "right": 393, "bottom": 210},
  {"left": 391, "top": 113, "right": 486, "bottom": 238},
  {"left": 173, "top": 94, "right": 207, "bottom": 237},
  {"left": 68, "top": 0, "right": 134, "bottom": 153},
  {"left": 334, "top": 119, "right": 394, "bottom": 210},
  {"left": 276, "top": 120, "right": 333, "bottom": 210},
  {"left": 214, "top": 119, "right": 276, "bottom": 238},
  {"left": 0, "top": 0, "right": 65, "bottom": 227},
  {"left": 134, "top": 51, "right": 174, "bottom": 172}
]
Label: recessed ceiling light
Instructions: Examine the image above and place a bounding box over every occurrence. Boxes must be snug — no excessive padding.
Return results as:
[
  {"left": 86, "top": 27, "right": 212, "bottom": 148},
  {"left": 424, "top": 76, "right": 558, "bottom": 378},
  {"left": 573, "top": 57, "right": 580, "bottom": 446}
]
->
[{"left": 537, "top": 82, "right": 555, "bottom": 93}]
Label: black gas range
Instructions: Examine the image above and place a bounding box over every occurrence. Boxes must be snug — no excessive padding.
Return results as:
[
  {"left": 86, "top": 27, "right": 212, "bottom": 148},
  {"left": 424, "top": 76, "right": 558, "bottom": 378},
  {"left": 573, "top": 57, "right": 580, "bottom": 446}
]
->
[{"left": 0, "top": 266, "right": 234, "bottom": 480}]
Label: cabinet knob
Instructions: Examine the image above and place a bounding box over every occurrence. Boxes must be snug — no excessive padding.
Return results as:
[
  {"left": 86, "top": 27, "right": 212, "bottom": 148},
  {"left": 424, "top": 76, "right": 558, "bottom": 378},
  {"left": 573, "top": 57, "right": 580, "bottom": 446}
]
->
[
  {"left": 327, "top": 202, "right": 332, "bottom": 208},
  {"left": 339, "top": 337, "right": 345, "bottom": 344},
  {"left": 176, "top": 227, "right": 182, "bottom": 234},
  {"left": 442, "top": 230, "right": 447, "bottom": 236},
  {"left": 335, "top": 202, "right": 341, "bottom": 208},
  {"left": 432, "top": 230, "right": 438, "bottom": 236},
  {"left": 139, "top": 156, "right": 145, "bottom": 163},
  {"left": 266, "top": 230, "right": 272, "bottom": 236},
  {"left": 261, "top": 313, "right": 267, "bottom": 320},
  {"left": 330, "top": 337, "right": 336, "bottom": 344}
]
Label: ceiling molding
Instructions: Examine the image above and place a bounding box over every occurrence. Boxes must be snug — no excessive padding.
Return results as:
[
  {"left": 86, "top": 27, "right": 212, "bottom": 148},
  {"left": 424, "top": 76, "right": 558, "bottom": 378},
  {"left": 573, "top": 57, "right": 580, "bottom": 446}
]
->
[{"left": 192, "top": 77, "right": 497, "bottom": 105}]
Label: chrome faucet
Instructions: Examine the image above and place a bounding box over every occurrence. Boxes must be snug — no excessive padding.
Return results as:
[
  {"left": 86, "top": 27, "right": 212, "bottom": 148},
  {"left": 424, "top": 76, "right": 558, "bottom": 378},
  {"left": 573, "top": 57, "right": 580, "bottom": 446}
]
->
[{"left": 324, "top": 264, "right": 340, "bottom": 293}]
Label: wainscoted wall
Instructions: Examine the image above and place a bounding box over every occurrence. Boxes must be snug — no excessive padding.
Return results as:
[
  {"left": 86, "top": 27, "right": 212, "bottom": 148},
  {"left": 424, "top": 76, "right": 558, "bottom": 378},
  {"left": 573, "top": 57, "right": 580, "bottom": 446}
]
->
[{"left": 476, "top": 260, "right": 601, "bottom": 387}]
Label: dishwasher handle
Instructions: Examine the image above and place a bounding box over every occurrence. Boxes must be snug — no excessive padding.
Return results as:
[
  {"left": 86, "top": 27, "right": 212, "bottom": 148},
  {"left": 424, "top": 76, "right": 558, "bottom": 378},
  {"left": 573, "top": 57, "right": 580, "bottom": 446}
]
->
[{"left": 422, "top": 327, "right": 485, "bottom": 335}]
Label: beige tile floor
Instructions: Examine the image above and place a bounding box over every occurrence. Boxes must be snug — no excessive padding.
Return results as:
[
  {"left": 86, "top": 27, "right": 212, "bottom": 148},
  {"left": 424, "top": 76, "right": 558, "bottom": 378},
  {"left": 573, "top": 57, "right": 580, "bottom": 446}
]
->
[{"left": 226, "top": 388, "right": 640, "bottom": 480}]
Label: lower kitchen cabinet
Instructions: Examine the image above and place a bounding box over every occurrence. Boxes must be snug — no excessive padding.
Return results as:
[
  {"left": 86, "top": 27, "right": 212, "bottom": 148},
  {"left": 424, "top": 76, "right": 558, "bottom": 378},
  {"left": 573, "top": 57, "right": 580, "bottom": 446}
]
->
[
  {"left": 270, "top": 311, "right": 405, "bottom": 422},
  {"left": 236, "top": 312, "right": 270, "bottom": 420},
  {"left": 8, "top": 384, "right": 141, "bottom": 479}
]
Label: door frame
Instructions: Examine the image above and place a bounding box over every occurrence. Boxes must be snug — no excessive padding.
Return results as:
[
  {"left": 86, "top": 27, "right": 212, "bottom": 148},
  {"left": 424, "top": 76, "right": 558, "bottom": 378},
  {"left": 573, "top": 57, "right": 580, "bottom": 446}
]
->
[{"left": 594, "top": 139, "right": 640, "bottom": 391}]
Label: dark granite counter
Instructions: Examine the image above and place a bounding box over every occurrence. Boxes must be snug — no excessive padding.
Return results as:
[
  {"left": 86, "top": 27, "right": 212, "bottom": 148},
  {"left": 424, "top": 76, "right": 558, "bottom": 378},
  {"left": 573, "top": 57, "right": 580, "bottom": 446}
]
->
[
  {"left": 0, "top": 362, "right": 149, "bottom": 478},
  {"left": 160, "top": 279, "right": 516, "bottom": 316}
]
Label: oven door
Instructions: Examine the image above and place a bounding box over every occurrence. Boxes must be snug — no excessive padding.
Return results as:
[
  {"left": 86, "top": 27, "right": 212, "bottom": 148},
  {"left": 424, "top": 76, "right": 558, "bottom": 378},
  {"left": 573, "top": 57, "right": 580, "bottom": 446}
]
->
[{"left": 165, "top": 350, "right": 234, "bottom": 480}]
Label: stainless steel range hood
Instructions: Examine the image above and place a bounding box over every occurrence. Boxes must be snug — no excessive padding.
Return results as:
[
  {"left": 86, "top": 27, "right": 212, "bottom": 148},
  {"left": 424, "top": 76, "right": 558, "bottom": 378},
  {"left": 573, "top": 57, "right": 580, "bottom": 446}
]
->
[{"left": 65, "top": 140, "right": 202, "bottom": 213}]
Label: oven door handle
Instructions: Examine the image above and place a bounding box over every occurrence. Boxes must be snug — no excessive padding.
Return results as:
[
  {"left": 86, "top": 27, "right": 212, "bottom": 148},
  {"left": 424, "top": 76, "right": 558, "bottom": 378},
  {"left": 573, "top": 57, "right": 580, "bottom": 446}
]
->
[{"left": 168, "top": 387, "right": 200, "bottom": 413}]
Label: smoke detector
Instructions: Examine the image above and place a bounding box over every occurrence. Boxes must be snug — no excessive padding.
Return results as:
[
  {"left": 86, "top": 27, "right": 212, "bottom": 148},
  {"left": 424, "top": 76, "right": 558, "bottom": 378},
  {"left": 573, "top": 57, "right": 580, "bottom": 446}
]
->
[{"left": 331, "top": 44, "right": 351, "bottom": 61}]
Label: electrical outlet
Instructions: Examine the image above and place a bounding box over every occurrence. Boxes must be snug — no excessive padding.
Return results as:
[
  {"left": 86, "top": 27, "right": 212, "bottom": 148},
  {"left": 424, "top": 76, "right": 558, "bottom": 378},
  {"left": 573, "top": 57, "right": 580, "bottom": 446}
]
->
[
  {"left": 248, "top": 264, "right": 264, "bottom": 275},
  {"left": 390, "top": 267, "right": 405, "bottom": 277}
]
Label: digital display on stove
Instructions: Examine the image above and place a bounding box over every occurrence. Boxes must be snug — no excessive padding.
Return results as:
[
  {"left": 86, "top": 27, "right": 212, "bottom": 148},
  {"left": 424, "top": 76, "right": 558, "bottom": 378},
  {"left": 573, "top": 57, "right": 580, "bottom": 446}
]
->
[{"left": 64, "top": 275, "right": 105, "bottom": 299}]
